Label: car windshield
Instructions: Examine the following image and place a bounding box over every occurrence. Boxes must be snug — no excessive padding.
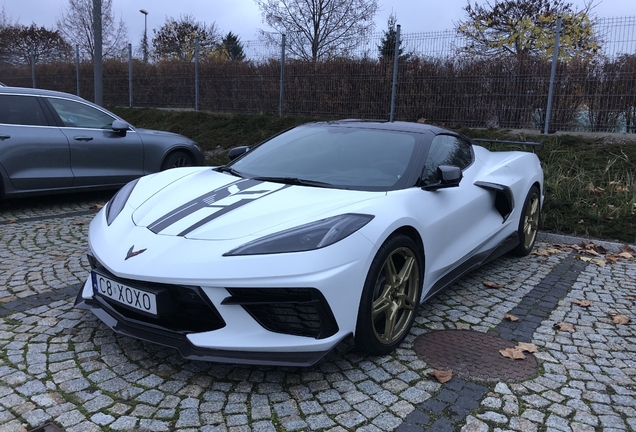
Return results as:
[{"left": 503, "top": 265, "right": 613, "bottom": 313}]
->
[{"left": 229, "top": 125, "right": 419, "bottom": 191}]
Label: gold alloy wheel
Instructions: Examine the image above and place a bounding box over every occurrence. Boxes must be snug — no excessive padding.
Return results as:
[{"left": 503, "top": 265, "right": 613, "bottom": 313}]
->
[
  {"left": 371, "top": 247, "right": 420, "bottom": 345},
  {"left": 523, "top": 192, "right": 540, "bottom": 250}
]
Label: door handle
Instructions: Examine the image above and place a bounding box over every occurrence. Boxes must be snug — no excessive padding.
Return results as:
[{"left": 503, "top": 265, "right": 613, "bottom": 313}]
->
[
  {"left": 0, "top": 135, "right": 10, "bottom": 141},
  {"left": 73, "top": 136, "right": 94, "bottom": 142}
]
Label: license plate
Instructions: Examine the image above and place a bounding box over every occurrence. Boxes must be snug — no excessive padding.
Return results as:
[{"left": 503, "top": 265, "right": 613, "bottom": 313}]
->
[{"left": 92, "top": 272, "right": 158, "bottom": 316}]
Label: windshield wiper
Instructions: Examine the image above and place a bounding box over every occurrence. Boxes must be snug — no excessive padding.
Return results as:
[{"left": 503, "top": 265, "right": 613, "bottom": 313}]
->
[
  {"left": 251, "top": 176, "right": 333, "bottom": 188},
  {"left": 215, "top": 166, "right": 244, "bottom": 178}
]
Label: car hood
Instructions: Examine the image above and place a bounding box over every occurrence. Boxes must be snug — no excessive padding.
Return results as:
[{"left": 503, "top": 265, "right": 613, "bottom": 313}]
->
[{"left": 131, "top": 169, "right": 382, "bottom": 241}]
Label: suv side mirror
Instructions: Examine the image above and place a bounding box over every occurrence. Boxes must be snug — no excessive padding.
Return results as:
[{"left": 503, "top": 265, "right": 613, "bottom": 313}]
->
[
  {"left": 422, "top": 165, "right": 462, "bottom": 191},
  {"left": 112, "top": 120, "right": 130, "bottom": 136}
]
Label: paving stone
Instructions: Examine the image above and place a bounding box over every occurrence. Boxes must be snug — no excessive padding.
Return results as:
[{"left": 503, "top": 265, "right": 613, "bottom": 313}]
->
[
  {"left": 109, "top": 416, "right": 138, "bottom": 430},
  {"left": 298, "top": 413, "right": 331, "bottom": 430},
  {"left": 22, "top": 409, "right": 51, "bottom": 427},
  {"left": 336, "top": 411, "right": 366, "bottom": 428},
  {"left": 90, "top": 412, "right": 115, "bottom": 425},
  {"left": 461, "top": 416, "right": 489, "bottom": 432}
]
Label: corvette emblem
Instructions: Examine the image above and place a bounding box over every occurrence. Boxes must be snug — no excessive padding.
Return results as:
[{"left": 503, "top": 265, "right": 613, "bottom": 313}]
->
[{"left": 125, "top": 246, "right": 147, "bottom": 260}]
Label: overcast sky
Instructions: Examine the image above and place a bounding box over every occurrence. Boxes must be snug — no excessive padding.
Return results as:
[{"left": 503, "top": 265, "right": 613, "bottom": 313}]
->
[{"left": 3, "top": 0, "right": 636, "bottom": 47}]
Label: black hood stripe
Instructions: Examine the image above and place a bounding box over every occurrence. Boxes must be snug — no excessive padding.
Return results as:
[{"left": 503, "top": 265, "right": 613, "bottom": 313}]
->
[
  {"left": 177, "top": 185, "right": 290, "bottom": 236},
  {"left": 148, "top": 178, "right": 290, "bottom": 236}
]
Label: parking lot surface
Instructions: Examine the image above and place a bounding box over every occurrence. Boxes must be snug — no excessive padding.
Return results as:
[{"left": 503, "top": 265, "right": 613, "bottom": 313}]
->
[{"left": 0, "top": 193, "right": 634, "bottom": 432}]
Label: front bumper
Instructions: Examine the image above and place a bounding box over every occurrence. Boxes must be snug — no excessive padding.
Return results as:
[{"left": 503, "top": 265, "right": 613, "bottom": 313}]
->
[{"left": 74, "top": 288, "right": 353, "bottom": 367}]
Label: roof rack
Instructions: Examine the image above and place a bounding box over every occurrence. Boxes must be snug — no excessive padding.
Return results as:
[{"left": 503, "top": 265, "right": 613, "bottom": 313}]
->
[{"left": 472, "top": 138, "right": 541, "bottom": 153}]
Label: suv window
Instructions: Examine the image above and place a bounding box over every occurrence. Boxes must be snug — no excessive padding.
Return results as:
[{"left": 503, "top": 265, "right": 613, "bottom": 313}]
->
[
  {"left": 46, "top": 97, "right": 115, "bottom": 129},
  {"left": 0, "top": 94, "right": 49, "bottom": 126},
  {"left": 423, "top": 134, "right": 473, "bottom": 185}
]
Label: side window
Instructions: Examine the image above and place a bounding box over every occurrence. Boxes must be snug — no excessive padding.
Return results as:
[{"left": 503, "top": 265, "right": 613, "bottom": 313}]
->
[
  {"left": 0, "top": 95, "right": 49, "bottom": 126},
  {"left": 46, "top": 97, "right": 115, "bottom": 129},
  {"left": 423, "top": 135, "right": 473, "bottom": 184}
]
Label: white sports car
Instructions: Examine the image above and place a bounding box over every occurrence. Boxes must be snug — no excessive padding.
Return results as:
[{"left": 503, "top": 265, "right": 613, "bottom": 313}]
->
[{"left": 75, "top": 121, "right": 543, "bottom": 366}]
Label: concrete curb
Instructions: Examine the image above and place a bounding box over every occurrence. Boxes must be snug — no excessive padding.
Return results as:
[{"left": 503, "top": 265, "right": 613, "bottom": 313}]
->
[{"left": 538, "top": 231, "right": 636, "bottom": 253}]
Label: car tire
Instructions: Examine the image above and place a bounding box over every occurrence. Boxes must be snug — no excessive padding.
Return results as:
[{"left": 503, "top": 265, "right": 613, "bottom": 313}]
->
[
  {"left": 511, "top": 185, "right": 541, "bottom": 257},
  {"left": 355, "top": 234, "right": 423, "bottom": 355},
  {"left": 161, "top": 151, "right": 194, "bottom": 170}
]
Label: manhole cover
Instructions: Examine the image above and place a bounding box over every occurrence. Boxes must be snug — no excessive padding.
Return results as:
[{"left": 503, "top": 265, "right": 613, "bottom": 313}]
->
[{"left": 414, "top": 330, "right": 538, "bottom": 382}]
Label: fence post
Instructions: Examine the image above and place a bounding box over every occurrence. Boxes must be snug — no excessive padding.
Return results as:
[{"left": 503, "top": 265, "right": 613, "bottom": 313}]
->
[
  {"left": 76, "top": 45, "right": 81, "bottom": 96},
  {"left": 128, "top": 43, "right": 133, "bottom": 108},
  {"left": 279, "top": 34, "right": 286, "bottom": 118},
  {"left": 544, "top": 16, "right": 562, "bottom": 134},
  {"left": 30, "top": 50, "right": 36, "bottom": 88},
  {"left": 389, "top": 25, "right": 401, "bottom": 122},
  {"left": 93, "top": 0, "right": 103, "bottom": 106},
  {"left": 195, "top": 37, "right": 199, "bottom": 111}
]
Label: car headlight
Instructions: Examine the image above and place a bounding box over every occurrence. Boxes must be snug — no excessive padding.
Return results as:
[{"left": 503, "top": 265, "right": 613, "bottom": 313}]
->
[
  {"left": 105, "top": 179, "right": 139, "bottom": 225},
  {"left": 225, "top": 213, "right": 374, "bottom": 256}
]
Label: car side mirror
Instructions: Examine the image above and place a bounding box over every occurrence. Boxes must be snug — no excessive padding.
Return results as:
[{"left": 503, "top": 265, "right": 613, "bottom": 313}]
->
[
  {"left": 112, "top": 120, "right": 130, "bottom": 136},
  {"left": 227, "top": 146, "right": 250, "bottom": 161},
  {"left": 421, "top": 165, "right": 462, "bottom": 191}
]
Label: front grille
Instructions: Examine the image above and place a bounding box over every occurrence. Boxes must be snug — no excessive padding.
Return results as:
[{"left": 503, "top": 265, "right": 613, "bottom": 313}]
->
[
  {"left": 89, "top": 255, "right": 225, "bottom": 334},
  {"left": 223, "top": 288, "right": 338, "bottom": 339}
]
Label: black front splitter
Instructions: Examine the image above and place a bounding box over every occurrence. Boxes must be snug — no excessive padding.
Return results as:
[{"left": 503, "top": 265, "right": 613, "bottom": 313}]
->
[{"left": 74, "top": 291, "right": 353, "bottom": 367}]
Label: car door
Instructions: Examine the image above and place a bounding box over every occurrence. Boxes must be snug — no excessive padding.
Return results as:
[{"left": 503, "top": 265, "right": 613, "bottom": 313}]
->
[
  {"left": 43, "top": 96, "right": 145, "bottom": 187},
  {"left": 418, "top": 134, "right": 503, "bottom": 293},
  {"left": 0, "top": 94, "right": 73, "bottom": 191}
]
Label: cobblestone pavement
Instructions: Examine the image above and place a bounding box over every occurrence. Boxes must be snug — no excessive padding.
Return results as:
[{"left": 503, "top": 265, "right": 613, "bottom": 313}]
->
[{"left": 0, "top": 194, "right": 634, "bottom": 432}]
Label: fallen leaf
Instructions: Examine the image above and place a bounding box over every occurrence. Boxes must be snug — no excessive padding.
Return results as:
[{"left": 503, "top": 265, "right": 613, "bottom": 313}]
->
[
  {"left": 606, "top": 255, "right": 621, "bottom": 263},
  {"left": 504, "top": 313, "right": 519, "bottom": 322},
  {"left": 551, "top": 244, "right": 573, "bottom": 252},
  {"left": 591, "top": 259, "right": 606, "bottom": 267},
  {"left": 483, "top": 281, "right": 503, "bottom": 289},
  {"left": 90, "top": 204, "right": 104, "bottom": 210},
  {"left": 582, "top": 242, "right": 607, "bottom": 254},
  {"left": 553, "top": 322, "right": 575, "bottom": 333},
  {"left": 8, "top": 219, "right": 16, "bottom": 224},
  {"left": 586, "top": 184, "right": 605, "bottom": 194},
  {"left": 516, "top": 342, "right": 538, "bottom": 353},
  {"left": 576, "top": 256, "right": 592, "bottom": 262},
  {"left": 611, "top": 315, "right": 630, "bottom": 325},
  {"left": 499, "top": 347, "right": 525, "bottom": 360},
  {"left": 618, "top": 252, "right": 633, "bottom": 259},
  {"left": 580, "top": 249, "right": 600, "bottom": 256},
  {"left": 428, "top": 370, "right": 452, "bottom": 383},
  {"left": 71, "top": 221, "right": 88, "bottom": 226},
  {"left": 572, "top": 299, "right": 593, "bottom": 307},
  {"left": 546, "top": 248, "right": 564, "bottom": 254},
  {"left": 532, "top": 249, "right": 550, "bottom": 256},
  {"left": 609, "top": 181, "right": 630, "bottom": 193},
  {"left": 626, "top": 296, "right": 636, "bottom": 301},
  {"left": 620, "top": 244, "right": 636, "bottom": 254}
]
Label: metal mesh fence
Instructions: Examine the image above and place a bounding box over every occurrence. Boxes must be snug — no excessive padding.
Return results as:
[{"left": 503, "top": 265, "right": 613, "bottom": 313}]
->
[{"left": 1, "top": 17, "right": 635, "bottom": 132}]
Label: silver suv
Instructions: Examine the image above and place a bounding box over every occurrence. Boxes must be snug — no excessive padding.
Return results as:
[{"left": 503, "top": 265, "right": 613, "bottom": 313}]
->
[{"left": 0, "top": 87, "right": 204, "bottom": 198}]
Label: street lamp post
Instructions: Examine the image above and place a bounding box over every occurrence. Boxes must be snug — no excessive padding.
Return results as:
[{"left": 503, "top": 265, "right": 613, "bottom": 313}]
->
[{"left": 140, "top": 9, "right": 148, "bottom": 62}]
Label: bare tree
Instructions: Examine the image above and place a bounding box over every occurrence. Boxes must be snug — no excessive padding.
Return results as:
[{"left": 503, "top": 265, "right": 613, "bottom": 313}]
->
[
  {"left": 0, "top": 6, "right": 16, "bottom": 30},
  {"left": 254, "top": 0, "right": 379, "bottom": 62},
  {"left": 56, "top": 0, "right": 128, "bottom": 60},
  {"left": 0, "top": 24, "right": 71, "bottom": 65},
  {"left": 152, "top": 15, "right": 220, "bottom": 62}
]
